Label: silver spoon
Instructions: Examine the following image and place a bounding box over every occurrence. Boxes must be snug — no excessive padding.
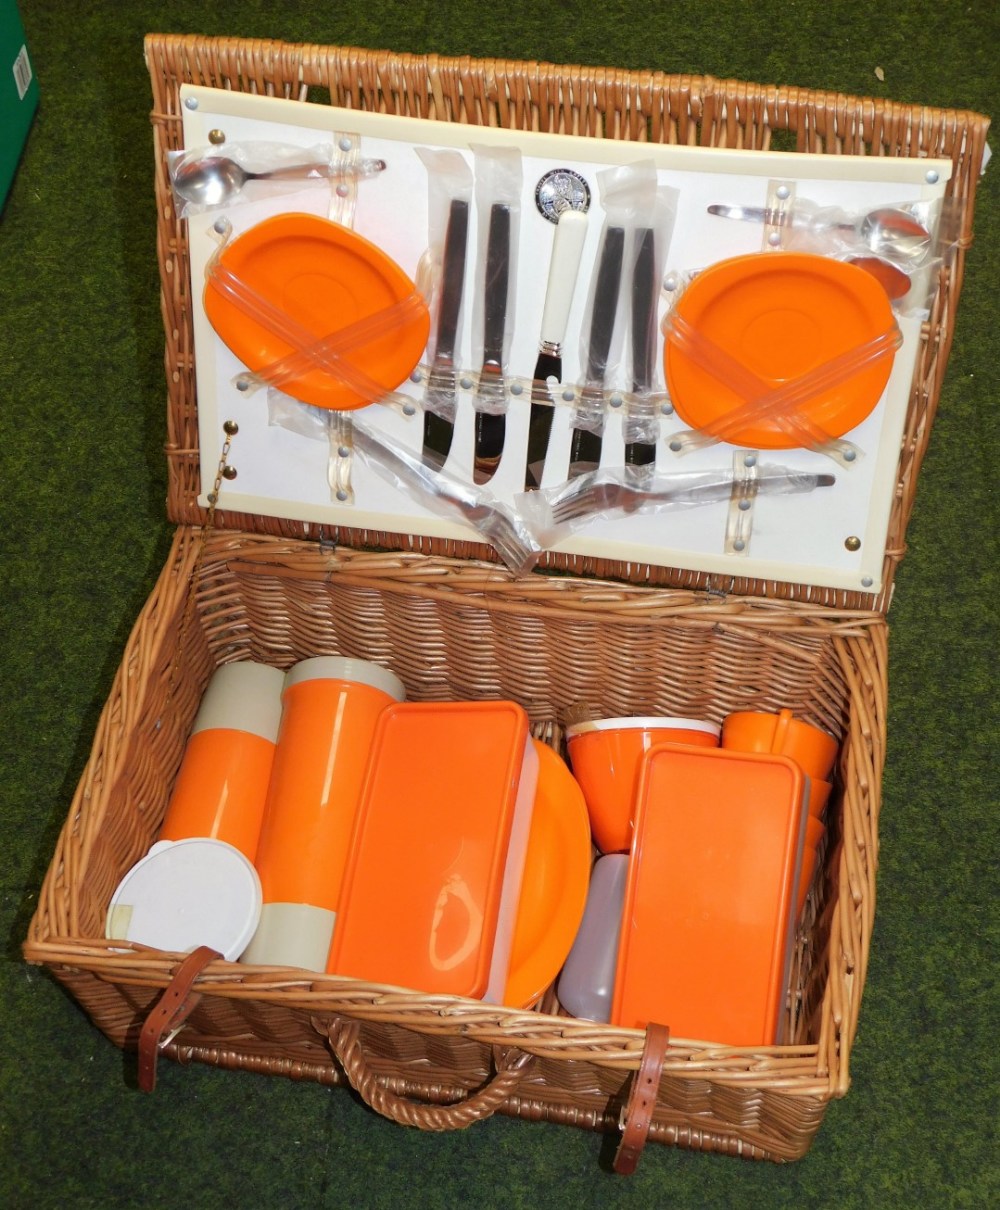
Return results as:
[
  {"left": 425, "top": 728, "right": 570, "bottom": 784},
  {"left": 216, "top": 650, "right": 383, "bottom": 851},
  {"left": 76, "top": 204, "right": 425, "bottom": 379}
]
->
[
  {"left": 172, "top": 154, "right": 387, "bottom": 207},
  {"left": 707, "top": 203, "right": 933, "bottom": 264}
]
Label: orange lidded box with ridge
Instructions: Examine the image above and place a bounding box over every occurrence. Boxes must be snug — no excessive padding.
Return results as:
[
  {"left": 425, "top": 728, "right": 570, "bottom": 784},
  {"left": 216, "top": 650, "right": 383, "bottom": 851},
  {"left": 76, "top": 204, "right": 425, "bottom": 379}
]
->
[
  {"left": 327, "top": 700, "right": 539, "bottom": 1002},
  {"left": 612, "top": 746, "right": 806, "bottom": 1046}
]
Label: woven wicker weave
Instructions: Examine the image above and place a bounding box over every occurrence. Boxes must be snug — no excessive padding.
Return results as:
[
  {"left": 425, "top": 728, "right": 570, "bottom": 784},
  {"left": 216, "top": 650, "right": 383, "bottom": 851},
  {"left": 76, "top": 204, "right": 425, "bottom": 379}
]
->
[{"left": 23, "top": 35, "right": 989, "bottom": 1165}]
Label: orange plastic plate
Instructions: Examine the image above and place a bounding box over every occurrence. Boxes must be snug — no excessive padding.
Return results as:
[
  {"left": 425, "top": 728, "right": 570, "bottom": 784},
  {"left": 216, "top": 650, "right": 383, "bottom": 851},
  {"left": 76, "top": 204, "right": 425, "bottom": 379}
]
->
[
  {"left": 504, "top": 740, "right": 591, "bottom": 1009},
  {"left": 327, "top": 701, "right": 537, "bottom": 1002},
  {"left": 204, "top": 213, "right": 429, "bottom": 410},
  {"left": 612, "top": 745, "right": 806, "bottom": 1046},
  {"left": 664, "top": 252, "right": 895, "bottom": 448}
]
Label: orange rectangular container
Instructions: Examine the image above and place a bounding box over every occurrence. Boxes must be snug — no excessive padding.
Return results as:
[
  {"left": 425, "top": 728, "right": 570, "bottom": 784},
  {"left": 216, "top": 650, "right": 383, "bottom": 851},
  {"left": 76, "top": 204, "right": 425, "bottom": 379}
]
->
[
  {"left": 327, "top": 700, "right": 538, "bottom": 1002},
  {"left": 612, "top": 746, "right": 806, "bottom": 1046}
]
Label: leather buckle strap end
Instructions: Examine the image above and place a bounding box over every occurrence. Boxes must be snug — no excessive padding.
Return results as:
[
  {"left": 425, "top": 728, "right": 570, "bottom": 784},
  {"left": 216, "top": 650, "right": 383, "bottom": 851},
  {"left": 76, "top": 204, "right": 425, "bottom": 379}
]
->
[
  {"left": 137, "top": 946, "right": 221, "bottom": 1093},
  {"left": 613, "top": 1022, "right": 671, "bottom": 1175}
]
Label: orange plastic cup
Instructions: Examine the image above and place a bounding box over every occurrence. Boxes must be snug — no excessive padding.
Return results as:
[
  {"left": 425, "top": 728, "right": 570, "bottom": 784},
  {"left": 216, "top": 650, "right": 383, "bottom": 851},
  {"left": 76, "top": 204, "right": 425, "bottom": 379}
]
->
[
  {"left": 241, "top": 656, "right": 405, "bottom": 971},
  {"left": 158, "top": 661, "right": 285, "bottom": 861},
  {"left": 721, "top": 709, "right": 838, "bottom": 782},
  {"left": 565, "top": 716, "right": 721, "bottom": 853},
  {"left": 807, "top": 777, "right": 833, "bottom": 821},
  {"left": 797, "top": 816, "right": 827, "bottom": 914}
]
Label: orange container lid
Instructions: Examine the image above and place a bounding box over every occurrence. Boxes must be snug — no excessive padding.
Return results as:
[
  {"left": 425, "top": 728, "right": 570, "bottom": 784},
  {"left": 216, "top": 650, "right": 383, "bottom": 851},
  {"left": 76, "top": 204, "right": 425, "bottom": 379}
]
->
[
  {"left": 327, "top": 701, "right": 538, "bottom": 1002},
  {"left": 204, "top": 212, "right": 430, "bottom": 411},
  {"left": 612, "top": 745, "right": 806, "bottom": 1046},
  {"left": 664, "top": 252, "right": 895, "bottom": 449},
  {"left": 503, "top": 740, "right": 591, "bottom": 1009}
]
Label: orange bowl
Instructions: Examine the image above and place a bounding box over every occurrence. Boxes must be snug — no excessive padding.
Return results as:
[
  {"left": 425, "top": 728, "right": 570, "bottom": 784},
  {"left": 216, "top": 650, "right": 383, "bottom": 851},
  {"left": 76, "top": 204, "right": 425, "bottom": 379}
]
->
[{"left": 566, "top": 717, "right": 720, "bottom": 853}]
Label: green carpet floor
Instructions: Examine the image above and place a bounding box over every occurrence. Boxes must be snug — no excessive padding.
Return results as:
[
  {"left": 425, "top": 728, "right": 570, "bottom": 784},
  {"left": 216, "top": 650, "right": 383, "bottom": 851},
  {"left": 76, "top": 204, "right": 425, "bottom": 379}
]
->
[{"left": 1, "top": 2, "right": 997, "bottom": 1206}]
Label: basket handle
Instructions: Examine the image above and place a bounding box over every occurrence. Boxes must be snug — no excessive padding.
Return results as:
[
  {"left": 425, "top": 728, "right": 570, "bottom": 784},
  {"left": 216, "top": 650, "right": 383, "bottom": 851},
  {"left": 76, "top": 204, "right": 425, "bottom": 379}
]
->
[
  {"left": 323, "top": 1017, "right": 535, "bottom": 1131},
  {"left": 613, "top": 1022, "right": 671, "bottom": 1175},
  {"left": 138, "top": 946, "right": 222, "bottom": 1092}
]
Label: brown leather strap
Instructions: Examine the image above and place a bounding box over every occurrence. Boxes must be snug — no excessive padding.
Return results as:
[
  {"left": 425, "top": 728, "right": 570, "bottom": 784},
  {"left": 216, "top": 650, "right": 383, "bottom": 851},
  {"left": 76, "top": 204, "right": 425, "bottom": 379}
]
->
[
  {"left": 613, "top": 1022, "right": 671, "bottom": 1175},
  {"left": 138, "top": 946, "right": 221, "bottom": 1093}
]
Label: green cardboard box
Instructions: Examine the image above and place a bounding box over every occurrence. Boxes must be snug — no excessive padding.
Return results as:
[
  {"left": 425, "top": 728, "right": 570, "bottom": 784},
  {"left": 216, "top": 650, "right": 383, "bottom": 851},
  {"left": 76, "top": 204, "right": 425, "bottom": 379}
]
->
[{"left": 0, "top": 0, "right": 38, "bottom": 211}]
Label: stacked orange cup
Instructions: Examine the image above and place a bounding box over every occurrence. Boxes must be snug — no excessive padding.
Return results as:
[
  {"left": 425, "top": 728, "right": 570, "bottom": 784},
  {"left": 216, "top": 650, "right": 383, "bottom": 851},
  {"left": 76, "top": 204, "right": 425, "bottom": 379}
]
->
[{"left": 721, "top": 708, "right": 839, "bottom": 911}]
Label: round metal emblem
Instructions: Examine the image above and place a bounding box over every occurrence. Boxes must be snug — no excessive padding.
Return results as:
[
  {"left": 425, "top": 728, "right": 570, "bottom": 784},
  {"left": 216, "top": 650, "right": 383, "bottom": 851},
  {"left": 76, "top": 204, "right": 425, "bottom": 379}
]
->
[{"left": 534, "top": 168, "right": 592, "bottom": 222}]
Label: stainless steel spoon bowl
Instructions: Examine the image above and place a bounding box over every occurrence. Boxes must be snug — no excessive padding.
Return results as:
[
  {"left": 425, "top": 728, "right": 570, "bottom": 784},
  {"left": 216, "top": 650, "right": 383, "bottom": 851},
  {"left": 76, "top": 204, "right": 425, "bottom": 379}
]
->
[
  {"left": 172, "top": 154, "right": 386, "bottom": 207},
  {"left": 707, "top": 202, "right": 933, "bottom": 265},
  {"left": 859, "top": 207, "right": 933, "bottom": 263}
]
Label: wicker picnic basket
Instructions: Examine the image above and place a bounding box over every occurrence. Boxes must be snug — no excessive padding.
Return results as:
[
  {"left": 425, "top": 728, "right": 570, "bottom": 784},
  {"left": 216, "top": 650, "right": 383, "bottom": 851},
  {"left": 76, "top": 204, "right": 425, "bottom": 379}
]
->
[{"left": 23, "top": 34, "right": 990, "bottom": 1167}]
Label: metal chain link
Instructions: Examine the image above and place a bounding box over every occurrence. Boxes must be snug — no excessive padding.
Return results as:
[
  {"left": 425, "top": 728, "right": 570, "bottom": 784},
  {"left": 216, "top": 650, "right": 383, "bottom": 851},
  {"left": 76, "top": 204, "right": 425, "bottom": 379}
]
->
[{"left": 165, "top": 420, "right": 239, "bottom": 708}]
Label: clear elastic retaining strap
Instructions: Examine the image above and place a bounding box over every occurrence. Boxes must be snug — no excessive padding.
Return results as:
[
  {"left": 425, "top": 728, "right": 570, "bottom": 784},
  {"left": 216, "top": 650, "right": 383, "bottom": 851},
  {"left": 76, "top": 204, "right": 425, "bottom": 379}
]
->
[
  {"left": 206, "top": 248, "right": 427, "bottom": 410},
  {"left": 665, "top": 311, "right": 901, "bottom": 465}
]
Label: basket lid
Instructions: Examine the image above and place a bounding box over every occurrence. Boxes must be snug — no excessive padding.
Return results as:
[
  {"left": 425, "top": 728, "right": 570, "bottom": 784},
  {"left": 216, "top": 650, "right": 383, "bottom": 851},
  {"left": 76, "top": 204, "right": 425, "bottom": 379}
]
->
[{"left": 147, "top": 36, "right": 988, "bottom": 614}]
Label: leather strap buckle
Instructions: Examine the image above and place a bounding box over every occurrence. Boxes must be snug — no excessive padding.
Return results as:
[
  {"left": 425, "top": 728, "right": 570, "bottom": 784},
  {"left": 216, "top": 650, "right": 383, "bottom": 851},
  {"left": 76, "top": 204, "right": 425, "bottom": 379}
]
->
[
  {"left": 137, "top": 946, "right": 221, "bottom": 1093},
  {"left": 613, "top": 1021, "right": 671, "bottom": 1175}
]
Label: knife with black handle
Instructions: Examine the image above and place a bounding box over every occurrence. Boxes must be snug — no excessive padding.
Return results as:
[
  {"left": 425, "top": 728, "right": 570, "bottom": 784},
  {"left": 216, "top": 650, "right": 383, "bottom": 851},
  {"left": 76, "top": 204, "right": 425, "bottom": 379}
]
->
[
  {"left": 625, "top": 225, "right": 658, "bottom": 467},
  {"left": 472, "top": 202, "right": 512, "bottom": 484},
  {"left": 422, "top": 197, "right": 469, "bottom": 469},
  {"left": 568, "top": 224, "right": 625, "bottom": 479}
]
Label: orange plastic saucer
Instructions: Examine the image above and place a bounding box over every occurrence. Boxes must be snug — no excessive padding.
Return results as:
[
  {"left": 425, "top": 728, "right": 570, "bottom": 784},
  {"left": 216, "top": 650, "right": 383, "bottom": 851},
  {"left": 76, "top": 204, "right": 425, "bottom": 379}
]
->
[
  {"left": 664, "top": 252, "right": 896, "bottom": 448},
  {"left": 204, "top": 213, "right": 429, "bottom": 410},
  {"left": 504, "top": 741, "right": 591, "bottom": 1009}
]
